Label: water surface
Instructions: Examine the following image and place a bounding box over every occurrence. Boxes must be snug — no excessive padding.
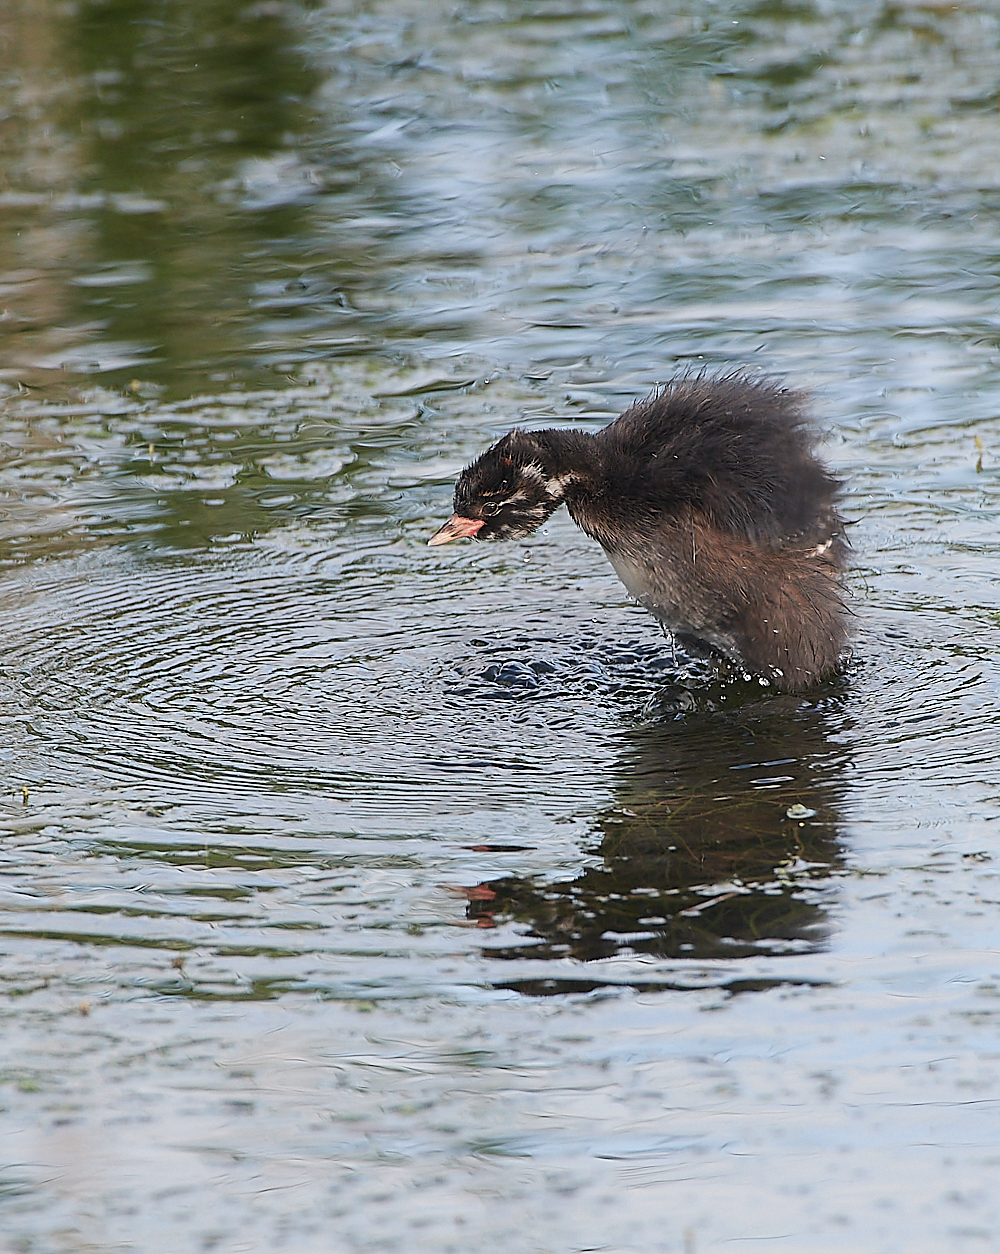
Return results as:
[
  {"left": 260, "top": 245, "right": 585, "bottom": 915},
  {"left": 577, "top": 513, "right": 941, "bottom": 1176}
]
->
[{"left": 2, "top": 2, "right": 1000, "bottom": 1251}]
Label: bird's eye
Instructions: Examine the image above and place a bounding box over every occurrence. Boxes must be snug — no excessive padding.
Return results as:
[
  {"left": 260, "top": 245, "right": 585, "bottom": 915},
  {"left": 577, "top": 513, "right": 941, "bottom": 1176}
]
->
[{"left": 481, "top": 501, "right": 502, "bottom": 517}]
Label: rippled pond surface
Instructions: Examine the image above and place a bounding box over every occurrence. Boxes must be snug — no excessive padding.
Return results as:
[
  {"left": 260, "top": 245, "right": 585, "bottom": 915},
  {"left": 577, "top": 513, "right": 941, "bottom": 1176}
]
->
[{"left": 2, "top": 2, "right": 1000, "bottom": 1250}]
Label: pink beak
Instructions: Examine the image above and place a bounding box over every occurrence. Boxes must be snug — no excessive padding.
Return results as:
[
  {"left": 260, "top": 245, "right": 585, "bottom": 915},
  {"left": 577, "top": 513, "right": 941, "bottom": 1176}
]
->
[{"left": 428, "top": 514, "right": 485, "bottom": 546}]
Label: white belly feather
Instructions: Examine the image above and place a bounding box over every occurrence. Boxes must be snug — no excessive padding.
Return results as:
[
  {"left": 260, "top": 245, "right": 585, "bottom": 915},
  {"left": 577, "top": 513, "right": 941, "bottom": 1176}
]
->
[{"left": 606, "top": 550, "right": 654, "bottom": 606}]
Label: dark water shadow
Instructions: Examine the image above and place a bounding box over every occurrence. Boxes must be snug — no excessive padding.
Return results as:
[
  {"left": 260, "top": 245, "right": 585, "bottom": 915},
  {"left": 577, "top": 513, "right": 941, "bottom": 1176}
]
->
[{"left": 466, "top": 687, "right": 851, "bottom": 994}]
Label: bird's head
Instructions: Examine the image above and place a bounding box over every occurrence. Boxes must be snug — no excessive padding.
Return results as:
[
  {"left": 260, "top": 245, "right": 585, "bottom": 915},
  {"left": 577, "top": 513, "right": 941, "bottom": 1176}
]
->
[{"left": 428, "top": 430, "right": 572, "bottom": 546}]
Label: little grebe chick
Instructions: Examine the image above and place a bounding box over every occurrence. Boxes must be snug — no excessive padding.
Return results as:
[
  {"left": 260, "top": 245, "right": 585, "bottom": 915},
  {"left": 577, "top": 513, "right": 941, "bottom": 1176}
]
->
[{"left": 429, "top": 374, "right": 848, "bottom": 692}]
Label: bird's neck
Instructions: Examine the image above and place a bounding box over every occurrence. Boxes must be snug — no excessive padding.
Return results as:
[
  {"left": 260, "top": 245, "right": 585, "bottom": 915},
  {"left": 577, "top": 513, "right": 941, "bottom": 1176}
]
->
[
  {"left": 531, "top": 428, "right": 635, "bottom": 550},
  {"left": 530, "top": 428, "right": 603, "bottom": 496}
]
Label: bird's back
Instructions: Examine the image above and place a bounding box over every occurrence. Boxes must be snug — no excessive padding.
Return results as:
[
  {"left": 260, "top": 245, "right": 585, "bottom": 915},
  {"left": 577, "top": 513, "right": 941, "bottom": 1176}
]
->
[{"left": 595, "top": 374, "right": 845, "bottom": 558}]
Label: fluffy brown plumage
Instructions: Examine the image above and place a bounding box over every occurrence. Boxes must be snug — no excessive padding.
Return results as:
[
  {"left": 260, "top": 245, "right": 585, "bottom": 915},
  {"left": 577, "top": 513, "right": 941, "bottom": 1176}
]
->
[{"left": 429, "top": 373, "right": 849, "bottom": 691}]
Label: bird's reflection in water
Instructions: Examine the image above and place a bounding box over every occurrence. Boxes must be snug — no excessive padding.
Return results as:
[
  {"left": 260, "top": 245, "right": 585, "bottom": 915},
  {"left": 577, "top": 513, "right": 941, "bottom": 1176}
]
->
[{"left": 466, "top": 688, "right": 851, "bottom": 994}]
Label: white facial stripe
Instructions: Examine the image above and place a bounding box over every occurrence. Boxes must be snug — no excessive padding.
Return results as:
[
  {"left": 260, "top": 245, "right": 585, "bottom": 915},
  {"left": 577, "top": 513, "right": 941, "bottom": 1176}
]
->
[
  {"left": 496, "top": 468, "right": 577, "bottom": 508},
  {"left": 547, "top": 472, "right": 578, "bottom": 498}
]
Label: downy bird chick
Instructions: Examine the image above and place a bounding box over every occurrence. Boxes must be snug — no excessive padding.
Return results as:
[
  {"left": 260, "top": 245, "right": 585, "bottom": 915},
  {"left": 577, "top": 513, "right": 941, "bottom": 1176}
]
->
[{"left": 429, "top": 374, "right": 848, "bottom": 691}]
